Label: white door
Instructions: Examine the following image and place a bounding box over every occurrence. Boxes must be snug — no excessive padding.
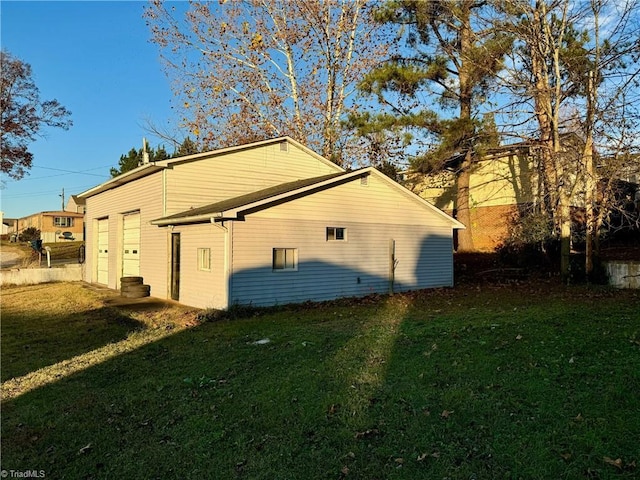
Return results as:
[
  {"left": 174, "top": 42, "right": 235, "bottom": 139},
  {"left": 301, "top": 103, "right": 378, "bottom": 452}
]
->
[
  {"left": 97, "top": 218, "right": 109, "bottom": 284},
  {"left": 122, "top": 212, "right": 140, "bottom": 277}
]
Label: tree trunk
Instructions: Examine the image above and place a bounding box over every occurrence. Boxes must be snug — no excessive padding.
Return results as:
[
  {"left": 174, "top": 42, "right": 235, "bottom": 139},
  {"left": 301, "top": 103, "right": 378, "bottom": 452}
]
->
[
  {"left": 456, "top": 151, "right": 474, "bottom": 251},
  {"left": 559, "top": 192, "right": 572, "bottom": 283},
  {"left": 584, "top": 133, "right": 596, "bottom": 280},
  {"left": 455, "top": 2, "right": 475, "bottom": 252}
]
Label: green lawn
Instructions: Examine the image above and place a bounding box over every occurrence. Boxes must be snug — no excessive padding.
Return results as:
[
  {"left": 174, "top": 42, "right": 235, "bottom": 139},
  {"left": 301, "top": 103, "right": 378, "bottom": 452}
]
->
[{"left": 1, "top": 282, "right": 639, "bottom": 479}]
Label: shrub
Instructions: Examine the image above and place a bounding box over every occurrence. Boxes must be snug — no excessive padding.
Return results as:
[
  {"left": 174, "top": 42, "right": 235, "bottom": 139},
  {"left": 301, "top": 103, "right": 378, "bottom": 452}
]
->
[{"left": 19, "top": 227, "right": 41, "bottom": 243}]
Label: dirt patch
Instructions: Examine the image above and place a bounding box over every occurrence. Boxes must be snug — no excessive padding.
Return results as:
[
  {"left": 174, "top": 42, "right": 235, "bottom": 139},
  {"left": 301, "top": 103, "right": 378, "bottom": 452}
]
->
[
  {"left": 0, "top": 244, "right": 30, "bottom": 268},
  {"left": 80, "top": 283, "right": 200, "bottom": 328}
]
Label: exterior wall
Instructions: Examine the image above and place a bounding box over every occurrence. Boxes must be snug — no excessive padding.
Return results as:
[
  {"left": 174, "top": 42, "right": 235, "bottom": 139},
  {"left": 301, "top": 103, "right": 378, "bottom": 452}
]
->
[
  {"left": 410, "top": 152, "right": 539, "bottom": 212},
  {"left": 255, "top": 173, "right": 455, "bottom": 227},
  {"left": 84, "top": 173, "right": 168, "bottom": 297},
  {"left": 164, "top": 142, "right": 342, "bottom": 215},
  {"left": 171, "top": 223, "right": 227, "bottom": 309},
  {"left": 467, "top": 204, "right": 519, "bottom": 252},
  {"left": 229, "top": 175, "right": 455, "bottom": 307},
  {"left": 230, "top": 217, "right": 453, "bottom": 307},
  {"left": 66, "top": 196, "right": 86, "bottom": 214}
]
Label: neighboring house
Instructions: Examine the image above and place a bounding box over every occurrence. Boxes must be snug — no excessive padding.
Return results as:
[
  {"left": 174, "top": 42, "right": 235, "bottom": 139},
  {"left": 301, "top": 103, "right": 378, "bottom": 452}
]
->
[
  {"left": 16, "top": 211, "right": 84, "bottom": 243},
  {"left": 0, "top": 212, "right": 13, "bottom": 237},
  {"left": 405, "top": 144, "right": 543, "bottom": 251},
  {"left": 2, "top": 218, "right": 17, "bottom": 239},
  {"left": 1, "top": 211, "right": 7, "bottom": 235},
  {"left": 78, "top": 137, "right": 463, "bottom": 309},
  {"left": 66, "top": 195, "right": 86, "bottom": 214},
  {"left": 406, "top": 137, "right": 591, "bottom": 251}
]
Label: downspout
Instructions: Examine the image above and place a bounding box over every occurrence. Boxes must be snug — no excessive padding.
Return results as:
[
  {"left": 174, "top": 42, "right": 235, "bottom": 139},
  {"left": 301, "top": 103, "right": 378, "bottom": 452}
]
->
[{"left": 211, "top": 218, "right": 232, "bottom": 310}]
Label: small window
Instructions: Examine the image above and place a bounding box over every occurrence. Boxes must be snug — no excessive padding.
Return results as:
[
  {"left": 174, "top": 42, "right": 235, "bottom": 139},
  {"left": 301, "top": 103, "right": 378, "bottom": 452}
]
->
[
  {"left": 198, "top": 248, "right": 211, "bottom": 271},
  {"left": 273, "top": 248, "right": 297, "bottom": 271},
  {"left": 326, "top": 227, "right": 346, "bottom": 241}
]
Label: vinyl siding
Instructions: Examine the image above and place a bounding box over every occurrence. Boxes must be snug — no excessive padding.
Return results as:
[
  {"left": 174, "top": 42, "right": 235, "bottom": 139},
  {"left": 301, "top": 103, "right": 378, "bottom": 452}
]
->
[
  {"left": 165, "top": 142, "right": 341, "bottom": 215},
  {"left": 229, "top": 174, "right": 455, "bottom": 306},
  {"left": 254, "top": 173, "right": 454, "bottom": 227},
  {"left": 171, "top": 223, "right": 227, "bottom": 309},
  {"left": 230, "top": 217, "right": 453, "bottom": 307},
  {"left": 84, "top": 172, "right": 168, "bottom": 297}
]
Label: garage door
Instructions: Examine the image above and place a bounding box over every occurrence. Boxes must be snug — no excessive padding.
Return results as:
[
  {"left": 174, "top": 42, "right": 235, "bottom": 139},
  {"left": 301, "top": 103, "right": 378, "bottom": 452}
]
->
[
  {"left": 122, "top": 212, "right": 140, "bottom": 277},
  {"left": 97, "top": 218, "right": 109, "bottom": 284}
]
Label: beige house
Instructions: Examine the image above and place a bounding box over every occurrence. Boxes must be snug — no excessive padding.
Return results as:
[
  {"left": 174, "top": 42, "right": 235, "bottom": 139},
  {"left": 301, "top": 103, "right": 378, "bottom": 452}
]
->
[
  {"left": 65, "top": 195, "right": 86, "bottom": 214},
  {"left": 78, "top": 137, "right": 463, "bottom": 309},
  {"left": 406, "top": 139, "right": 591, "bottom": 251},
  {"left": 15, "top": 210, "right": 84, "bottom": 243}
]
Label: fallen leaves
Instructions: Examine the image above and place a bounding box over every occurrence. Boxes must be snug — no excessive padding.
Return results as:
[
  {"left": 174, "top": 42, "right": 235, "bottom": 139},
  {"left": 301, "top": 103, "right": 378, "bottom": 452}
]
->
[
  {"left": 604, "top": 457, "right": 623, "bottom": 469},
  {"left": 417, "top": 451, "right": 440, "bottom": 461},
  {"left": 354, "top": 428, "right": 380, "bottom": 439},
  {"left": 603, "top": 456, "right": 636, "bottom": 471},
  {"left": 77, "top": 443, "right": 92, "bottom": 455}
]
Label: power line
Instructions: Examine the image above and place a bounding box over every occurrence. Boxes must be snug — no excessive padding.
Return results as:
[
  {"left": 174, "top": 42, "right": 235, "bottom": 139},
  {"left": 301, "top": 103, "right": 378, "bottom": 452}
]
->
[
  {"left": 31, "top": 165, "right": 112, "bottom": 177},
  {"left": 1, "top": 164, "right": 112, "bottom": 183},
  {"left": 1, "top": 183, "right": 97, "bottom": 199}
]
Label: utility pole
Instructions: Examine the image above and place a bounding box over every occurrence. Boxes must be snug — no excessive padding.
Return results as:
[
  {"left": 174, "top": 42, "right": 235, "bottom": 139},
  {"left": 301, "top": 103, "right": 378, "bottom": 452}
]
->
[{"left": 60, "top": 188, "right": 65, "bottom": 211}]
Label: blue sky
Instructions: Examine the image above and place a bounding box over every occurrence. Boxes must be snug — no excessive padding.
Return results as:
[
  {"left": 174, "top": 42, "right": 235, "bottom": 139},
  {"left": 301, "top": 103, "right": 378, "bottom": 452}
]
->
[{"left": 1, "top": 1, "right": 177, "bottom": 218}]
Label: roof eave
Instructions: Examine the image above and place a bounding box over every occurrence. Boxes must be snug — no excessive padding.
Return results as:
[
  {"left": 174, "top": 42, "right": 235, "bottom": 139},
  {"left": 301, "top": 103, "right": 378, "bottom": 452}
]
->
[
  {"left": 151, "top": 212, "right": 229, "bottom": 227},
  {"left": 77, "top": 164, "right": 166, "bottom": 199}
]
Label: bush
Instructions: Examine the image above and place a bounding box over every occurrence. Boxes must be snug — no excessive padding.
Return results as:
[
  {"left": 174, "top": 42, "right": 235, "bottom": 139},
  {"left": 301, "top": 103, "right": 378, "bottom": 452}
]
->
[
  {"left": 19, "top": 227, "right": 41, "bottom": 243},
  {"left": 496, "top": 206, "right": 558, "bottom": 270}
]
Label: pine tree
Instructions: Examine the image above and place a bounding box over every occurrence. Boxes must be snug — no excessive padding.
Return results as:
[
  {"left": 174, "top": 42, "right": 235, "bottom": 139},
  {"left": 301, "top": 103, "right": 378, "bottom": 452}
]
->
[
  {"left": 350, "top": 1, "right": 511, "bottom": 251},
  {"left": 110, "top": 144, "right": 170, "bottom": 177}
]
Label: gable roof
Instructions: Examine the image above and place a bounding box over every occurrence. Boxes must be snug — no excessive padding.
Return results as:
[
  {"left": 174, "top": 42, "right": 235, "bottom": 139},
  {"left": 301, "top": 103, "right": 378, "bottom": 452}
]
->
[
  {"left": 68, "top": 195, "right": 86, "bottom": 206},
  {"left": 151, "top": 167, "right": 465, "bottom": 228},
  {"left": 77, "top": 136, "right": 344, "bottom": 199}
]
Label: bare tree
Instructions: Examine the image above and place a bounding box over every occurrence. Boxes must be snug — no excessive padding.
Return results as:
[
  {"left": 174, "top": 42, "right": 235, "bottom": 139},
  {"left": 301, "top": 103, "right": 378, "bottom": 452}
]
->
[
  {"left": 496, "top": 0, "right": 640, "bottom": 280},
  {"left": 580, "top": 0, "right": 640, "bottom": 279},
  {"left": 145, "top": 0, "right": 388, "bottom": 166}
]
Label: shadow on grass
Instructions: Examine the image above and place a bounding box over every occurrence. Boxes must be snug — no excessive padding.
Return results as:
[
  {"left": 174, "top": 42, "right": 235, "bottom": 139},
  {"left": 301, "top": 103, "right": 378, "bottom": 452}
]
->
[
  {"left": 1, "top": 304, "right": 146, "bottom": 383},
  {"left": 1, "top": 285, "right": 639, "bottom": 479}
]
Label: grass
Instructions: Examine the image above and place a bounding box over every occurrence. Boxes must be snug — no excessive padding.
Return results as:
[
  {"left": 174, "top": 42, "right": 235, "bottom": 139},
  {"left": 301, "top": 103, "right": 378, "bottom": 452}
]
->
[
  {"left": 1, "top": 240, "right": 84, "bottom": 266},
  {"left": 1, "top": 281, "right": 639, "bottom": 479}
]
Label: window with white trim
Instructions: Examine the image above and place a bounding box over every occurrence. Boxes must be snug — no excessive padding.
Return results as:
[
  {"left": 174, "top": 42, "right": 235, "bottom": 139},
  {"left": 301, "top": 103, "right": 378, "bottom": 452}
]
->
[
  {"left": 326, "top": 227, "right": 346, "bottom": 241},
  {"left": 272, "top": 248, "right": 297, "bottom": 271},
  {"left": 197, "top": 248, "right": 211, "bottom": 271},
  {"left": 54, "top": 216, "right": 74, "bottom": 227}
]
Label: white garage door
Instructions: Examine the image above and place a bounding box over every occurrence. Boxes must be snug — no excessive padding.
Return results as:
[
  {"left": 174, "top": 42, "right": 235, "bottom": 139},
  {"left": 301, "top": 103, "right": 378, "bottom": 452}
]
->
[
  {"left": 122, "top": 212, "right": 140, "bottom": 277},
  {"left": 97, "top": 218, "right": 109, "bottom": 285}
]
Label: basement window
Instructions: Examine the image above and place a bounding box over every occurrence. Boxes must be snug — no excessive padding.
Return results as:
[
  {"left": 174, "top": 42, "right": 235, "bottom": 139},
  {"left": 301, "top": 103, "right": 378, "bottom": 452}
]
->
[
  {"left": 273, "top": 248, "right": 297, "bottom": 271},
  {"left": 197, "top": 248, "right": 211, "bottom": 271},
  {"left": 326, "top": 227, "right": 346, "bottom": 241}
]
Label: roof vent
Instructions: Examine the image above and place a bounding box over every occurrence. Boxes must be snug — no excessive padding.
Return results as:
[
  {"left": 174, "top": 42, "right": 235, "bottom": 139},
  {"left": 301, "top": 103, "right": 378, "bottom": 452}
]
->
[{"left": 280, "top": 141, "right": 288, "bottom": 152}]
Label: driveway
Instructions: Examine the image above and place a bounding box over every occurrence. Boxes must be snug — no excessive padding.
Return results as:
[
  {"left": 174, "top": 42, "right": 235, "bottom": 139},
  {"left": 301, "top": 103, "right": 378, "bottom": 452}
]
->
[{"left": 0, "top": 246, "right": 27, "bottom": 269}]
